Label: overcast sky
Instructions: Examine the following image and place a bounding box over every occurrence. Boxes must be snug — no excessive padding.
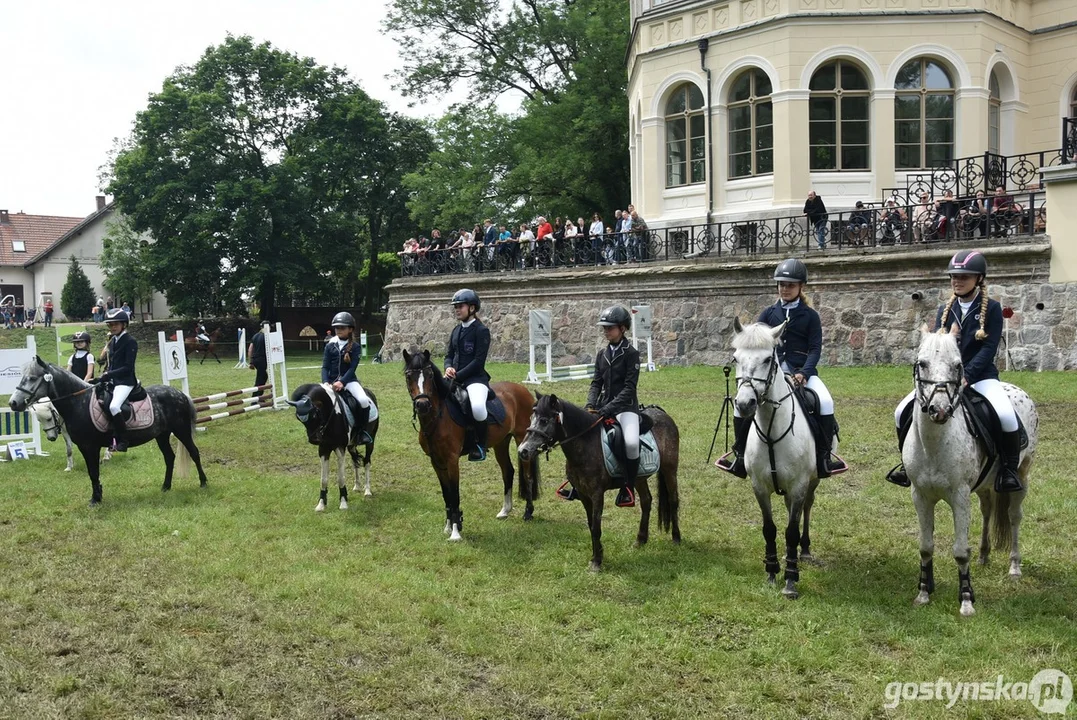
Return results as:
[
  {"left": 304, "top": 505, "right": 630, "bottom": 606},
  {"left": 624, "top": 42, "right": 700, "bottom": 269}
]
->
[{"left": 0, "top": 0, "right": 465, "bottom": 218}]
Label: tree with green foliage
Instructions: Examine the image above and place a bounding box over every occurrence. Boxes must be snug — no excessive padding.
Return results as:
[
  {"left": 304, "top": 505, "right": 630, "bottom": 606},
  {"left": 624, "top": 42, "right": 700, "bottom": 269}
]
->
[
  {"left": 385, "top": 0, "right": 630, "bottom": 219},
  {"left": 60, "top": 256, "right": 96, "bottom": 322},
  {"left": 359, "top": 252, "right": 403, "bottom": 311},
  {"left": 99, "top": 215, "right": 156, "bottom": 320}
]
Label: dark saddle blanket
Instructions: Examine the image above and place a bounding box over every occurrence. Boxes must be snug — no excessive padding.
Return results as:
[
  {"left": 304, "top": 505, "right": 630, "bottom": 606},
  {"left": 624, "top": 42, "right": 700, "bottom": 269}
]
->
[
  {"left": 792, "top": 385, "right": 837, "bottom": 452},
  {"left": 961, "top": 390, "right": 1029, "bottom": 458},
  {"left": 447, "top": 384, "right": 506, "bottom": 427},
  {"left": 602, "top": 407, "right": 658, "bottom": 478},
  {"left": 91, "top": 384, "right": 152, "bottom": 432}
]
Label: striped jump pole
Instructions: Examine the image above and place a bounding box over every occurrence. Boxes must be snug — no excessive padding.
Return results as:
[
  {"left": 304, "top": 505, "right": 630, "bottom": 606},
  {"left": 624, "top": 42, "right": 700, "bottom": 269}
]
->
[
  {"left": 194, "top": 396, "right": 274, "bottom": 413},
  {"left": 196, "top": 396, "right": 274, "bottom": 424},
  {"left": 190, "top": 385, "right": 272, "bottom": 405}
]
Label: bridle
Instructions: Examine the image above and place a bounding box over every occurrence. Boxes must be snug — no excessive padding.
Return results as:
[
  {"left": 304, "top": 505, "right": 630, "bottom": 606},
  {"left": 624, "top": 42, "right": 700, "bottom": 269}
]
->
[
  {"left": 404, "top": 363, "right": 444, "bottom": 438},
  {"left": 914, "top": 360, "right": 964, "bottom": 420},
  {"left": 735, "top": 350, "right": 795, "bottom": 410},
  {"left": 735, "top": 349, "right": 799, "bottom": 496},
  {"left": 524, "top": 407, "right": 603, "bottom": 457},
  {"left": 37, "top": 402, "right": 65, "bottom": 438},
  {"left": 294, "top": 393, "right": 334, "bottom": 442},
  {"left": 15, "top": 368, "right": 94, "bottom": 406}
]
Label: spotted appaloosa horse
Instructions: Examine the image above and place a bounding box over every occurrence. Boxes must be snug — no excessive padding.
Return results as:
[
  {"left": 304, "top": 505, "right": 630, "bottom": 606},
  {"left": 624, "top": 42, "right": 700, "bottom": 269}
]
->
[
  {"left": 8, "top": 357, "right": 208, "bottom": 506},
  {"left": 902, "top": 324, "right": 1037, "bottom": 616},
  {"left": 402, "top": 348, "right": 539, "bottom": 541}
]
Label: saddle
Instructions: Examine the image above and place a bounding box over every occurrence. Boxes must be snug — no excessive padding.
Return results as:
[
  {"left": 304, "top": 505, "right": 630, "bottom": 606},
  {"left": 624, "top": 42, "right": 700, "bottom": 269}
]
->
[
  {"left": 960, "top": 391, "right": 1029, "bottom": 459},
  {"left": 601, "top": 408, "right": 660, "bottom": 479},
  {"left": 792, "top": 385, "right": 838, "bottom": 450},
  {"left": 91, "top": 383, "right": 153, "bottom": 432},
  {"left": 321, "top": 384, "right": 378, "bottom": 440},
  {"left": 447, "top": 384, "right": 506, "bottom": 428}
]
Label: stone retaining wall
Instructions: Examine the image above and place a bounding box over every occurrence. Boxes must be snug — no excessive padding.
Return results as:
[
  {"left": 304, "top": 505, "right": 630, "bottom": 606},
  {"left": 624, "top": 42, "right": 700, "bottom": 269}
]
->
[{"left": 384, "top": 240, "right": 1077, "bottom": 371}]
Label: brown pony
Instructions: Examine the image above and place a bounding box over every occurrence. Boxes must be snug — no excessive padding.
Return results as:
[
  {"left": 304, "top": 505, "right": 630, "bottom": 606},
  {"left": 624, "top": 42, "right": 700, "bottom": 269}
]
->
[
  {"left": 185, "top": 328, "right": 222, "bottom": 364},
  {"left": 402, "top": 348, "right": 540, "bottom": 540}
]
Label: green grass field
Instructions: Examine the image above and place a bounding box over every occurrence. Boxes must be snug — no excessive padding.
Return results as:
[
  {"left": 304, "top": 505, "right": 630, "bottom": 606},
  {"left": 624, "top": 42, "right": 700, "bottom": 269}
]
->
[{"left": 1, "top": 327, "right": 1075, "bottom": 718}]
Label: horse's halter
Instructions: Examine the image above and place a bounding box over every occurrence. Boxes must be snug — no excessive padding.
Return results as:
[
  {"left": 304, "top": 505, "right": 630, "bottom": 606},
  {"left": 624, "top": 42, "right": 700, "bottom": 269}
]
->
[
  {"left": 735, "top": 351, "right": 793, "bottom": 408},
  {"left": 914, "top": 359, "right": 964, "bottom": 420},
  {"left": 15, "top": 370, "right": 54, "bottom": 406}
]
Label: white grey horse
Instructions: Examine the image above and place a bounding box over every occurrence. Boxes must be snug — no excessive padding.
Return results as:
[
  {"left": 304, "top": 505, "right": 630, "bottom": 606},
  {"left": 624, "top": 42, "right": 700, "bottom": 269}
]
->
[
  {"left": 902, "top": 325, "right": 1038, "bottom": 616},
  {"left": 732, "top": 319, "right": 824, "bottom": 600},
  {"left": 33, "top": 399, "right": 112, "bottom": 471}
]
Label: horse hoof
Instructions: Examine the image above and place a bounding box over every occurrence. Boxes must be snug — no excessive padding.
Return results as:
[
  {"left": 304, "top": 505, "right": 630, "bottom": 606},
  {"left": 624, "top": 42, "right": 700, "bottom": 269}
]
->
[
  {"left": 588, "top": 561, "right": 602, "bottom": 573},
  {"left": 913, "top": 591, "right": 931, "bottom": 606},
  {"left": 364, "top": 490, "right": 373, "bottom": 498},
  {"left": 978, "top": 555, "right": 989, "bottom": 566},
  {"left": 767, "top": 575, "right": 776, "bottom": 586},
  {"left": 161, "top": 485, "right": 171, "bottom": 493},
  {"left": 339, "top": 499, "right": 348, "bottom": 511},
  {"left": 315, "top": 501, "right": 326, "bottom": 513},
  {"left": 64, "top": 467, "right": 72, "bottom": 473},
  {"left": 448, "top": 524, "right": 462, "bottom": 542},
  {"left": 1009, "top": 563, "right": 1022, "bottom": 579},
  {"left": 782, "top": 581, "right": 799, "bottom": 599},
  {"left": 633, "top": 537, "right": 648, "bottom": 549},
  {"left": 495, "top": 510, "right": 510, "bottom": 519},
  {"left": 799, "top": 553, "right": 822, "bottom": 566},
  {"left": 443, "top": 519, "right": 452, "bottom": 534},
  {"left": 959, "top": 600, "right": 975, "bottom": 616},
  {"left": 523, "top": 509, "right": 534, "bottom": 521}
]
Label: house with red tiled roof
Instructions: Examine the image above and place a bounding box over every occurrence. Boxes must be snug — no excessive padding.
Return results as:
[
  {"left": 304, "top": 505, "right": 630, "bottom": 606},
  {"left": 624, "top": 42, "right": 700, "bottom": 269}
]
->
[{"left": 1, "top": 197, "right": 171, "bottom": 321}]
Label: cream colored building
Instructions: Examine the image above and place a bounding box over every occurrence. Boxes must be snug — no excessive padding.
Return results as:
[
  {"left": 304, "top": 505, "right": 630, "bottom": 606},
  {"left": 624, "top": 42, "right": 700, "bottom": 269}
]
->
[{"left": 628, "top": 0, "right": 1077, "bottom": 227}]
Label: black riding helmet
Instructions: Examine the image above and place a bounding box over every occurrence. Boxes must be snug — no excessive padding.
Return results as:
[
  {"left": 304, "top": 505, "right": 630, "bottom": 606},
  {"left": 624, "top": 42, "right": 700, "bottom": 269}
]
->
[
  {"left": 451, "top": 288, "right": 481, "bottom": 311},
  {"left": 774, "top": 258, "right": 808, "bottom": 283},
  {"left": 597, "top": 305, "right": 631, "bottom": 329},
  {"left": 72, "top": 331, "right": 91, "bottom": 345},
  {"left": 331, "top": 311, "right": 355, "bottom": 328},
  {"left": 103, "top": 308, "right": 130, "bottom": 325},
  {"left": 947, "top": 250, "right": 988, "bottom": 278}
]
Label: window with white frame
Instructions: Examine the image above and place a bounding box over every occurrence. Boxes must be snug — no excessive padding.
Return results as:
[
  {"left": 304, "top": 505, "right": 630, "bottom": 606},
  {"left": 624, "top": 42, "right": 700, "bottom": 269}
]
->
[
  {"left": 809, "top": 61, "right": 870, "bottom": 171},
  {"left": 665, "top": 83, "right": 706, "bottom": 188},
  {"left": 895, "top": 58, "right": 954, "bottom": 169},
  {"left": 728, "top": 69, "right": 773, "bottom": 179},
  {"left": 988, "top": 71, "right": 1001, "bottom": 155}
]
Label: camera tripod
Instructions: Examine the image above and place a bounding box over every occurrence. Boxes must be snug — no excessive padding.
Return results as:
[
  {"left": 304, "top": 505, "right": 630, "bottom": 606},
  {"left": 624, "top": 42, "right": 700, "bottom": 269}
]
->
[{"left": 706, "top": 364, "right": 736, "bottom": 465}]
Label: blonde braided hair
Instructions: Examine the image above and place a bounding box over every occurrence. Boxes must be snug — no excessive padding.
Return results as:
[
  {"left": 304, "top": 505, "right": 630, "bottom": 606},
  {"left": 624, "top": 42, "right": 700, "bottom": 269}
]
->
[{"left": 937, "top": 278, "right": 988, "bottom": 339}]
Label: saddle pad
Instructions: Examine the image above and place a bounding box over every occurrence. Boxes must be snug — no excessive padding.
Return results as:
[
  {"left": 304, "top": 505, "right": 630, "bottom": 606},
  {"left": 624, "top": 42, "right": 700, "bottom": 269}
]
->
[
  {"left": 446, "top": 388, "right": 506, "bottom": 428},
  {"left": 90, "top": 396, "right": 155, "bottom": 433},
  {"left": 602, "top": 430, "right": 660, "bottom": 480},
  {"left": 321, "top": 384, "right": 379, "bottom": 428}
]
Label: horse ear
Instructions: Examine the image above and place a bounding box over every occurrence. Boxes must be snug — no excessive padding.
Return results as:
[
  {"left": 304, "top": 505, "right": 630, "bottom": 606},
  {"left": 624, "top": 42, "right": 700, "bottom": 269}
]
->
[
  {"left": 36, "top": 355, "right": 47, "bottom": 368},
  {"left": 285, "top": 399, "right": 298, "bottom": 407},
  {"left": 423, "top": 349, "right": 431, "bottom": 361},
  {"left": 770, "top": 320, "right": 788, "bottom": 341},
  {"left": 949, "top": 322, "right": 960, "bottom": 337},
  {"left": 920, "top": 323, "right": 931, "bottom": 335},
  {"left": 402, "top": 349, "right": 411, "bottom": 363},
  {"left": 534, "top": 390, "right": 543, "bottom": 401},
  {"left": 733, "top": 317, "right": 744, "bottom": 334}
]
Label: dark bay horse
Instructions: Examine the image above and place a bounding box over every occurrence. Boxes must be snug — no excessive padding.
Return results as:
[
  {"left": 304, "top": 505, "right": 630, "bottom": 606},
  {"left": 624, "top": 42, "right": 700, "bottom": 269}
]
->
[
  {"left": 185, "top": 328, "right": 222, "bottom": 364},
  {"left": 402, "top": 348, "right": 539, "bottom": 541},
  {"left": 8, "top": 357, "right": 208, "bottom": 506},
  {"left": 287, "top": 383, "right": 379, "bottom": 512},
  {"left": 518, "top": 393, "right": 681, "bottom": 572}
]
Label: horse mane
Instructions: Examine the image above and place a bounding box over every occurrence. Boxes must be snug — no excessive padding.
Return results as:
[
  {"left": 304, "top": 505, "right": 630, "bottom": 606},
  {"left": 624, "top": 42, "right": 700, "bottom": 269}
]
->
[
  {"left": 406, "top": 351, "right": 452, "bottom": 399},
  {"left": 535, "top": 392, "right": 594, "bottom": 434},
  {"left": 732, "top": 322, "right": 779, "bottom": 351},
  {"left": 918, "top": 327, "right": 961, "bottom": 361}
]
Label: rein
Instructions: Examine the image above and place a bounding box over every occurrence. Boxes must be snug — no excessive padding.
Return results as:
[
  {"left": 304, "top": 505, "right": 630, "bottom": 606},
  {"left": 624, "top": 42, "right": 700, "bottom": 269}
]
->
[
  {"left": 737, "top": 352, "right": 798, "bottom": 495},
  {"left": 16, "top": 372, "right": 94, "bottom": 406},
  {"left": 526, "top": 412, "right": 604, "bottom": 458}
]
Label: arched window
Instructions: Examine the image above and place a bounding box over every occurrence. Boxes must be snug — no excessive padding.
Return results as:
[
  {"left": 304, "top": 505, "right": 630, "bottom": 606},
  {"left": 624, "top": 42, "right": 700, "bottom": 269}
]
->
[
  {"left": 665, "top": 84, "right": 706, "bottom": 188},
  {"left": 1070, "top": 84, "right": 1077, "bottom": 118},
  {"left": 895, "top": 58, "right": 954, "bottom": 169},
  {"left": 728, "top": 69, "right": 773, "bottom": 179},
  {"left": 809, "top": 61, "right": 870, "bottom": 171},
  {"left": 988, "top": 71, "right": 1001, "bottom": 155}
]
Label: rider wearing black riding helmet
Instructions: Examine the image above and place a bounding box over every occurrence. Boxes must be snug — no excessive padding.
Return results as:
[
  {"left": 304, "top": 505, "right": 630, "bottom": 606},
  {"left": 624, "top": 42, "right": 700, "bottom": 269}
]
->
[
  {"left": 67, "top": 331, "right": 95, "bottom": 382},
  {"left": 557, "top": 305, "right": 642, "bottom": 508},
  {"left": 99, "top": 308, "right": 138, "bottom": 452},
  {"left": 886, "top": 250, "right": 1022, "bottom": 492},
  {"left": 321, "top": 311, "right": 374, "bottom": 445},
  {"left": 445, "top": 289, "right": 492, "bottom": 461},
  {"left": 717, "top": 258, "right": 848, "bottom": 479}
]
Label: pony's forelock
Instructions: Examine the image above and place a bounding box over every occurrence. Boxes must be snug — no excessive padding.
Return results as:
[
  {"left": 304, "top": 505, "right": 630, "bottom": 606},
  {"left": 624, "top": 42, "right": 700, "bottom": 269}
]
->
[
  {"left": 918, "top": 327, "right": 961, "bottom": 362},
  {"left": 732, "top": 322, "right": 779, "bottom": 351}
]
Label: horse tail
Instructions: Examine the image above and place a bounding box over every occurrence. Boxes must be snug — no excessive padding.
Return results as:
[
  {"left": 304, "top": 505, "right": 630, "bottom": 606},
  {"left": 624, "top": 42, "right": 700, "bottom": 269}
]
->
[
  {"left": 175, "top": 398, "right": 197, "bottom": 480},
  {"left": 991, "top": 488, "right": 1013, "bottom": 551},
  {"left": 657, "top": 469, "right": 673, "bottom": 534}
]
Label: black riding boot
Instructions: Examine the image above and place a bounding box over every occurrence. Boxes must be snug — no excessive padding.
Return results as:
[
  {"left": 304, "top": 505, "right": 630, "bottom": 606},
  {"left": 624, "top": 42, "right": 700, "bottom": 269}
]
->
[
  {"left": 110, "top": 413, "right": 129, "bottom": 453},
  {"left": 816, "top": 414, "right": 848, "bottom": 478},
  {"left": 995, "top": 429, "right": 1024, "bottom": 493},
  {"left": 351, "top": 405, "right": 372, "bottom": 446},
  {"left": 616, "top": 456, "right": 638, "bottom": 508},
  {"left": 716, "top": 416, "right": 750, "bottom": 478},
  {"left": 886, "top": 404, "right": 914, "bottom": 487},
  {"left": 468, "top": 422, "right": 488, "bottom": 462}
]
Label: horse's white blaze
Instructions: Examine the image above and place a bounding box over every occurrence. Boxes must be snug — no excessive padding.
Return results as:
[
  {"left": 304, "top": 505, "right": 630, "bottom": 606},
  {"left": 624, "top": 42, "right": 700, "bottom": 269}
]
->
[
  {"left": 449, "top": 524, "right": 462, "bottom": 541},
  {"left": 496, "top": 493, "right": 512, "bottom": 519},
  {"left": 417, "top": 371, "right": 425, "bottom": 396}
]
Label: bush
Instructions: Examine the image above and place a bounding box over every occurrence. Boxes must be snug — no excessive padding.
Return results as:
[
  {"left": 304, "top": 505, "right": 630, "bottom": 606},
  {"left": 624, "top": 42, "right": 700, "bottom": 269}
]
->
[{"left": 60, "top": 256, "right": 96, "bottom": 321}]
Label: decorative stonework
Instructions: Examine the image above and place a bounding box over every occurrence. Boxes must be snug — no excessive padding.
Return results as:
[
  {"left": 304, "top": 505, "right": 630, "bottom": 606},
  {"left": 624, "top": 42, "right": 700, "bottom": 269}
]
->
[
  {"left": 923, "top": 0, "right": 940, "bottom": 6},
  {"left": 715, "top": 6, "right": 730, "bottom": 27},
  {"left": 947, "top": 0, "right": 967, "bottom": 6},
  {"left": 824, "top": 0, "right": 843, "bottom": 8},
  {"left": 763, "top": 0, "right": 780, "bottom": 17},
  {"left": 649, "top": 23, "right": 664, "bottom": 45},
  {"left": 861, "top": 0, "right": 878, "bottom": 8},
  {"left": 669, "top": 18, "right": 684, "bottom": 41},
  {"left": 741, "top": 0, "right": 757, "bottom": 21},
  {"left": 800, "top": 0, "right": 818, "bottom": 8},
  {"left": 885, "top": 0, "right": 902, "bottom": 7},
  {"left": 693, "top": 12, "right": 710, "bottom": 34},
  {"left": 384, "top": 243, "right": 1075, "bottom": 371}
]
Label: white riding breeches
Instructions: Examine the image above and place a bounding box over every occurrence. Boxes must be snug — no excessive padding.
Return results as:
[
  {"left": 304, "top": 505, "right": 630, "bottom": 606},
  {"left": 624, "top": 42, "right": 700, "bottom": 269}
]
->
[
  {"left": 780, "top": 362, "right": 834, "bottom": 415},
  {"left": 467, "top": 383, "right": 489, "bottom": 422},
  {"left": 343, "top": 381, "right": 378, "bottom": 421},
  {"left": 197, "top": 334, "right": 210, "bottom": 343},
  {"left": 110, "top": 384, "right": 133, "bottom": 416},
  {"left": 894, "top": 380, "right": 1017, "bottom": 432},
  {"left": 617, "top": 411, "right": 640, "bottom": 460}
]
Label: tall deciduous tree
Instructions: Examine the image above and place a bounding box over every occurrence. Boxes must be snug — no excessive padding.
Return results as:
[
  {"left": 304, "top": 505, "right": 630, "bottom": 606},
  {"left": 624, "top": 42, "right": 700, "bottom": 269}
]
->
[{"left": 99, "top": 215, "right": 156, "bottom": 319}]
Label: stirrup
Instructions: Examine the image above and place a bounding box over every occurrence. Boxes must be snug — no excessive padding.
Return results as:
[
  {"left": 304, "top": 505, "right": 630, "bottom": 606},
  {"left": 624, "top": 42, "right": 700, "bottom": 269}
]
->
[
  {"left": 467, "top": 446, "right": 486, "bottom": 462},
  {"left": 826, "top": 452, "right": 849, "bottom": 475},
  {"left": 886, "top": 463, "right": 910, "bottom": 487},
  {"left": 715, "top": 451, "right": 747, "bottom": 479},
  {"left": 994, "top": 470, "right": 1024, "bottom": 494},
  {"left": 615, "top": 486, "right": 636, "bottom": 508},
  {"left": 556, "top": 481, "right": 579, "bottom": 501}
]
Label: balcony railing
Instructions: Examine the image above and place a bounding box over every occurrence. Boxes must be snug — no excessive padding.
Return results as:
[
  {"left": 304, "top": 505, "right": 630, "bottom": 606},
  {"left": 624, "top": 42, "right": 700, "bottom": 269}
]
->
[
  {"left": 1063, "top": 117, "right": 1077, "bottom": 164},
  {"left": 397, "top": 191, "right": 1046, "bottom": 277}
]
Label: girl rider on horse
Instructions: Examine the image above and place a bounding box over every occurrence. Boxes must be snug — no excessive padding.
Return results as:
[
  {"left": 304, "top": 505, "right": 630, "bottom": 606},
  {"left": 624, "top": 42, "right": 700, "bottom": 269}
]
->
[
  {"left": 98, "top": 308, "right": 138, "bottom": 452},
  {"left": 886, "top": 250, "right": 1023, "bottom": 493},
  {"left": 322, "top": 311, "right": 374, "bottom": 445},
  {"left": 718, "top": 258, "right": 848, "bottom": 479},
  {"left": 195, "top": 318, "right": 210, "bottom": 344},
  {"left": 557, "top": 305, "right": 642, "bottom": 508},
  {"left": 444, "top": 289, "right": 492, "bottom": 461},
  {"left": 67, "top": 331, "right": 96, "bottom": 382}
]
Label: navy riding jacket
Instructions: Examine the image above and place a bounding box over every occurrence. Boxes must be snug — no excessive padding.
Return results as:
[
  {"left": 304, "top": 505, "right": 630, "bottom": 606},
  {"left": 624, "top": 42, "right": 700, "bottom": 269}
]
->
[
  {"left": 322, "top": 339, "right": 360, "bottom": 385},
  {"left": 758, "top": 301, "right": 822, "bottom": 378},
  {"left": 103, "top": 332, "right": 138, "bottom": 386},
  {"left": 934, "top": 293, "right": 1003, "bottom": 384},
  {"left": 445, "top": 320, "right": 491, "bottom": 386},
  {"left": 586, "top": 339, "right": 641, "bottom": 417}
]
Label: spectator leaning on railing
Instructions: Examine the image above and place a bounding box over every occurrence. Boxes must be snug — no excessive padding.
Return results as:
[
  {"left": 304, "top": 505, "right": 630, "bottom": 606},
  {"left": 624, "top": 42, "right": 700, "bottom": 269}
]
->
[{"left": 803, "top": 191, "right": 828, "bottom": 249}]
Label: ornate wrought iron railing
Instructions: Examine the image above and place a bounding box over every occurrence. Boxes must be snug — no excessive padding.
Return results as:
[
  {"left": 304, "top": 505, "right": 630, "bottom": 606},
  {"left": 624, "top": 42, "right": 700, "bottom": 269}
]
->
[
  {"left": 1063, "top": 117, "right": 1077, "bottom": 165},
  {"left": 397, "top": 191, "right": 1046, "bottom": 277}
]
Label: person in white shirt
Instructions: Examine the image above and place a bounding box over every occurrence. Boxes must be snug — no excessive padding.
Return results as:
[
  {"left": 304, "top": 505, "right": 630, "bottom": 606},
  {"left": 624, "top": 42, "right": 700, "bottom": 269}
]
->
[
  {"left": 66, "top": 331, "right": 96, "bottom": 382},
  {"left": 588, "top": 213, "right": 606, "bottom": 265}
]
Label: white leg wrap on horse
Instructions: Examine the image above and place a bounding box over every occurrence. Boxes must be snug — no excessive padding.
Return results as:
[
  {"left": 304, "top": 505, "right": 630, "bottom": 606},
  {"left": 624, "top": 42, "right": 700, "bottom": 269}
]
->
[
  {"left": 364, "top": 464, "right": 372, "bottom": 496},
  {"left": 497, "top": 493, "right": 512, "bottom": 519},
  {"left": 467, "top": 383, "right": 489, "bottom": 422},
  {"left": 971, "top": 379, "right": 1019, "bottom": 432},
  {"left": 805, "top": 376, "right": 834, "bottom": 415},
  {"left": 895, "top": 391, "right": 915, "bottom": 427},
  {"left": 616, "top": 411, "right": 640, "bottom": 460}
]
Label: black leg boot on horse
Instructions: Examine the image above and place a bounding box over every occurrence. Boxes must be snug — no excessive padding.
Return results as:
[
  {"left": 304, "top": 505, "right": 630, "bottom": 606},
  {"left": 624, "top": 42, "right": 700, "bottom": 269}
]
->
[
  {"left": 995, "top": 429, "right": 1024, "bottom": 493},
  {"left": 110, "top": 413, "right": 129, "bottom": 453},
  {"left": 468, "top": 421, "right": 488, "bottom": 462},
  {"left": 886, "top": 403, "right": 915, "bottom": 487},
  {"left": 816, "top": 414, "right": 848, "bottom": 478},
  {"left": 615, "top": 456, "right": 638, "bottom": 508},
  {"left": 716, "top": 416, "right": 750, "bottom": 478}
]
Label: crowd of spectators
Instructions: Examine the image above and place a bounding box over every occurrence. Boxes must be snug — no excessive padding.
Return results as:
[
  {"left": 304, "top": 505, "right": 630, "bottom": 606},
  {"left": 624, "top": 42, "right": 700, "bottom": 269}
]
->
[{"left": 399, "top": 205, "right": 651, "bottom": 274}]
